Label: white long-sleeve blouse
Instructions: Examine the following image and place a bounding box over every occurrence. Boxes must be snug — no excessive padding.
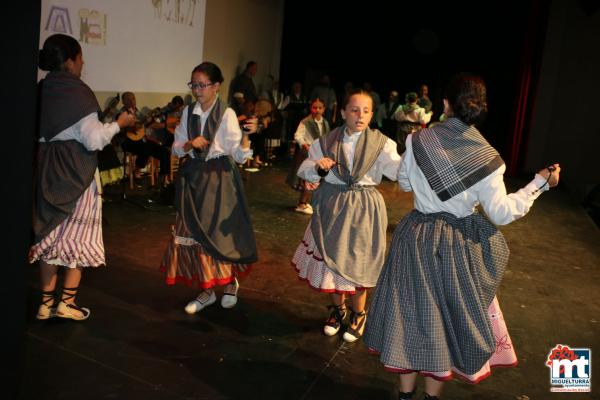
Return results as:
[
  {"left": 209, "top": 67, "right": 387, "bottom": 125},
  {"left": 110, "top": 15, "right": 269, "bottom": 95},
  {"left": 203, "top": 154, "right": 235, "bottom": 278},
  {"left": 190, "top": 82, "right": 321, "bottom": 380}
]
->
[
  {"left": 40, "top": 112, "right": 120, "bottom": 151},
  {"left": 297, "top": 130, "right": 401, "bottom": 185},
  {"left": 172, "top": 99, "right": 252, "bottom": 164},
  {"left": 398, "top": 134, "right": 550, "bottom": 225}
]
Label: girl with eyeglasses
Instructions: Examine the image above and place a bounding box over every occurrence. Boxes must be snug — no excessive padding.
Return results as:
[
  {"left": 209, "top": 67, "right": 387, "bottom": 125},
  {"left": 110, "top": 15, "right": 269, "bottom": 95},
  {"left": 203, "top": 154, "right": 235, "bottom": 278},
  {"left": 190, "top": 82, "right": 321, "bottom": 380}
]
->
[{"left": 161, "top": 62, "right": 259, "bottom": 313}]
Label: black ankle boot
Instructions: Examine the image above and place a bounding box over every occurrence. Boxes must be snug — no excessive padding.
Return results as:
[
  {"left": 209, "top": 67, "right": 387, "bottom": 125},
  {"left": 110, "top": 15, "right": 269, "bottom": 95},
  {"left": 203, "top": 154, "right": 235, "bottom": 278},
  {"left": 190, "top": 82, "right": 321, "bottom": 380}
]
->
[
  {"left": 423, "top": 393, "right": 440, "bottom": 400},
  {"left": 398, "top": 389, "right": 415, "bottom": 400}
]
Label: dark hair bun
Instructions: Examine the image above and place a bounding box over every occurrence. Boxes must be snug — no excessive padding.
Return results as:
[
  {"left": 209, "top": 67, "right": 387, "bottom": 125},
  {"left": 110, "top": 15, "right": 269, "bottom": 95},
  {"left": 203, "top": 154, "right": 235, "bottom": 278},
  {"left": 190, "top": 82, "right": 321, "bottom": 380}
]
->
[
  {"left": 39, "top": 34, "right": 81, "bottom": 72},
  {"left": 38, "top": 48, "right": 53, "bottom": 71},
  {"left": 454, "top": 97, "right": 488, "bottom": 126},
  {"left": 445, "top": 74, "right": 488, "bottom": 126}
]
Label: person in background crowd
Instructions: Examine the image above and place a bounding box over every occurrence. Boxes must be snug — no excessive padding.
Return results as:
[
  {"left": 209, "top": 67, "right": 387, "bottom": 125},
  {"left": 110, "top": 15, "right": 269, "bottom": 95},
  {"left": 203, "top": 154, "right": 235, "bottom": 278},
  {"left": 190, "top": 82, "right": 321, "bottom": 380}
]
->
[
  {"left": 286, "top": 98, "right": 330, "bottom": 214},
  {"left": 375, "top": 90, "right": 400, "bottom": 137},
  {"left": 118, "top": 92, "right": 172, "bottom": 182},
  {"left": 417, "top": 83, "right": 433, "bottom": 113},
  {"left": 310, "top": 74, "right": 337, "bottom": 125},
  {"left": 281, "top": 81, "right": 308, "bottom": 154},
  {"left": 394, "top": 92, "right": 432, "bottom": 153},
  {"left": 229, "top": 61, "right": 258, "bottom": 104},
  {"left": 232, "top": 92, "right": 246, "bottom": 116}
]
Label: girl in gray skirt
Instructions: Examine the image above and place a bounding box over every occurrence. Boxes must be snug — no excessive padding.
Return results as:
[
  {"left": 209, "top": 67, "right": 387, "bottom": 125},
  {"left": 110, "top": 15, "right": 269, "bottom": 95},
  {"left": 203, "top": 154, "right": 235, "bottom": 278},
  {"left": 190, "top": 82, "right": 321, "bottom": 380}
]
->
[
  {"left": 292, "top": 90, "right": 401, "bottom": 342},
  {"left": 364, "top": 74, "right": 561, "bottom": 399}
]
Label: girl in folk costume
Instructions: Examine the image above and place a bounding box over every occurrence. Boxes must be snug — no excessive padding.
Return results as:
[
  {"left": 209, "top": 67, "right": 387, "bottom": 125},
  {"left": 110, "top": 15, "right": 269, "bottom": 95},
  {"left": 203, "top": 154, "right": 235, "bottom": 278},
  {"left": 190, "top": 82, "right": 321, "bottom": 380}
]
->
[
  {"left": 161, "top": 62, "right": 259, "bottom": 313},
  {"left": 394, "top": 92, "right": 433, "bottom": 154},
  {"left": 364, "top": 74, "right": 561, "bottom": 400},
  {"left": 286, "top": 98, "right": 330, "bottom": 214},
  {"left": 292, "top": 90, "right": 401, "bottom": 342},
  {"left": 30, "top": 34, "right": 135, "bottom": 321}
]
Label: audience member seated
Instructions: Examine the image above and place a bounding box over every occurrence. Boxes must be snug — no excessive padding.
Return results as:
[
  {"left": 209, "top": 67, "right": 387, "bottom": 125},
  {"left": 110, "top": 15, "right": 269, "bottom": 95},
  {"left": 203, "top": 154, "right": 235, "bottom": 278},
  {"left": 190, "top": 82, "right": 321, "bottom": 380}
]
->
[{"left": 117, "top": 92, "right": 172, "bottom": 185}]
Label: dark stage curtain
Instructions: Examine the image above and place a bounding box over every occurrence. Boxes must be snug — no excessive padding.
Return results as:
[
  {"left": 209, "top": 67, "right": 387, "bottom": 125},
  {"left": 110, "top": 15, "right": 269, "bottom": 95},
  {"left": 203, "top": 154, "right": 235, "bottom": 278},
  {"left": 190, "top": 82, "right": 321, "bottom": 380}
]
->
[
  {"left": 507, "top": 0, "right": 550, "bottom": 176},
  {"left": 1, "top": 1, "right": 40, "bottom": 398}
]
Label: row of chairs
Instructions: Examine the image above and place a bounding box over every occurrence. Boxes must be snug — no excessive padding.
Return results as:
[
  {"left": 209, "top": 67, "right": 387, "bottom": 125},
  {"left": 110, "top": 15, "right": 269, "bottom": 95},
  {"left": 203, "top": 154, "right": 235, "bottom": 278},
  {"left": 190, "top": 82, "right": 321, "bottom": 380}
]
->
[{"left": 124, "top": 153, "right": 179, "bottom": 189}]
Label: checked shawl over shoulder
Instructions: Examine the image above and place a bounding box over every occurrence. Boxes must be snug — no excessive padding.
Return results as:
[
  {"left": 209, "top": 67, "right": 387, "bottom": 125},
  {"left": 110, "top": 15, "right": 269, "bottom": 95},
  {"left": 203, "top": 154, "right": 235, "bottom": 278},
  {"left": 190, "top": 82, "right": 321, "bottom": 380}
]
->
[
  {"left": 318, "top": 126, "right": 388, "bottom": 186},
  {"left": 412, "top": 117, "right": 504, "bottom": 201}
]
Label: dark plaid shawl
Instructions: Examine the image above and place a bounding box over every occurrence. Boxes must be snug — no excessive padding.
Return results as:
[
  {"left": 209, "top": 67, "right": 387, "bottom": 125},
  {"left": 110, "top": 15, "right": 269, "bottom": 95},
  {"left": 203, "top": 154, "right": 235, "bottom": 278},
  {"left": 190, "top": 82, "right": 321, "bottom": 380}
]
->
[
  {"left": 412, "top": 117, "right": 504, "bottom": 201},
  {"left": 319, "top": 126, "right": 388, "bottom": 185}
]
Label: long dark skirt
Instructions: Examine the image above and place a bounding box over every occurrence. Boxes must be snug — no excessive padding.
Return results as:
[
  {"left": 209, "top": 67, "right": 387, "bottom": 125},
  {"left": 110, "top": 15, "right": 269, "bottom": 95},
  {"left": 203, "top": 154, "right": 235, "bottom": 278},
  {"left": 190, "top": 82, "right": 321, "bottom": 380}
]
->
[
  {"left": 364, "top": 210, "right": 510, "bottom": 376},
  {"left": 175, "top": 155, "right": 257, "bottom": 264}
]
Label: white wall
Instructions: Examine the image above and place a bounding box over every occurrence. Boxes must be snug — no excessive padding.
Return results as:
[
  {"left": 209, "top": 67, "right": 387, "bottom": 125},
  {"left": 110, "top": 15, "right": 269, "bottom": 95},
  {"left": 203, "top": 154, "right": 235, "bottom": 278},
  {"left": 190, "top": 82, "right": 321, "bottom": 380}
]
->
[
  {"left": 38, "top": 0, "right": 284, "bottom": 110},
  {"left": 40, "top": 0, "right": 207, "bottom": 93},
  {"left": 202, "top": 0, "right": 284, "bottom": 101}
]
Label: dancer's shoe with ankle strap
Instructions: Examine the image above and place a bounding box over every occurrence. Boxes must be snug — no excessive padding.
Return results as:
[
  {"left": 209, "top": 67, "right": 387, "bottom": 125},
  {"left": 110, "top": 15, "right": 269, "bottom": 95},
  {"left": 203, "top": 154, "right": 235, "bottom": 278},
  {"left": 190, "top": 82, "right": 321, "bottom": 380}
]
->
[
  {"left": 56, "top": 287, "right": 90, "bottom": 321},
  {"left": 36, "top": 290, "right": 57, "bottom": 320},
  {"left": 324, "top": 304, "right": 347, "bottom": 336},
  {"left": 221, "top": 278, "right": 239, "bottom": 308},
  {"left": 342, "top": 308, "right": 367, "bottom": 343},
  {"left": 185, "top": 290, "right": 217, "bottom": 314}
]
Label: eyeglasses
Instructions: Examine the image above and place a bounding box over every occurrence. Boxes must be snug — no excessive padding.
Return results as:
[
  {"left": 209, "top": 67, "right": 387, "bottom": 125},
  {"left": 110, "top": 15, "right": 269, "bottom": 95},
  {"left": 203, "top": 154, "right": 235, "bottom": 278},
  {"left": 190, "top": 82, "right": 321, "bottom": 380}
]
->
[{"left": 187, "top": 81, "right": 214, "bottom": 90}]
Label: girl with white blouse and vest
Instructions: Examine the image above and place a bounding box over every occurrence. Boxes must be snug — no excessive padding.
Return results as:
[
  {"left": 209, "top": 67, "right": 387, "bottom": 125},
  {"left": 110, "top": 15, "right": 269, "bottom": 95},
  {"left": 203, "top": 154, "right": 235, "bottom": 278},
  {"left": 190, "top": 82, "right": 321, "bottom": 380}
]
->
[
  {"left": 394, "top": 92, "right": 433, "bottom": 153},
  {"left": 291, "top": 90, "right": 401, "bottom": 342},
  {"left": 161, "top": 62, "right": 259, "bottom": 314},
  {"left": 30, "top": 34, "right": 135, "bottom": 321},
  {"left": 364, "top": 74, "right": 561, "bottom": 400},
  {"left": 286, "top": 98, "right": 330, "bottom": 214}
]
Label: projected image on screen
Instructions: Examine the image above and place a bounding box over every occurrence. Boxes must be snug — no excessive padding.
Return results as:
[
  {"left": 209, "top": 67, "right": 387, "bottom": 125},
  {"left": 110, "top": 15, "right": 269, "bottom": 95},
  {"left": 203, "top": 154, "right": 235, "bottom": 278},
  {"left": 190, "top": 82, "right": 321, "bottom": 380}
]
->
[{"left": 40, "top": 0, "right": 206, "bottom": 93}]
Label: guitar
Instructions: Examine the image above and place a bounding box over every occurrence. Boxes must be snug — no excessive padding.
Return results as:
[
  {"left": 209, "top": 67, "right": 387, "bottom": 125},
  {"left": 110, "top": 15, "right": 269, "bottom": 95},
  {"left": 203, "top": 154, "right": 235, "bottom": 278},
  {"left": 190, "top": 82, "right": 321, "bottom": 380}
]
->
[
  {"left": 126, "top": 108, "right": 163, "bottom": 141},
  {"left": 166, "top": 115, "right": 180, "bottom": 134},
  {"left": 99, "top": 93, "right": 120, "bottom": 121}
]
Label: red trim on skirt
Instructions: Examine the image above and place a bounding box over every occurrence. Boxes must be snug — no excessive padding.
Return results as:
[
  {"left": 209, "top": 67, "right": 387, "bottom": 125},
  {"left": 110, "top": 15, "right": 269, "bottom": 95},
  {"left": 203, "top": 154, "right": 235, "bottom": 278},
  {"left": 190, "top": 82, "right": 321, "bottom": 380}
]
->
[
  {"left": 160, "top": 264, "right": 253, "bottom": 290},
  {"left": 367, "top": 347, "right": 518, "bottom": 385},
  {"left": 291, "top": 262, "right": 369, "bottom": 295}
]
